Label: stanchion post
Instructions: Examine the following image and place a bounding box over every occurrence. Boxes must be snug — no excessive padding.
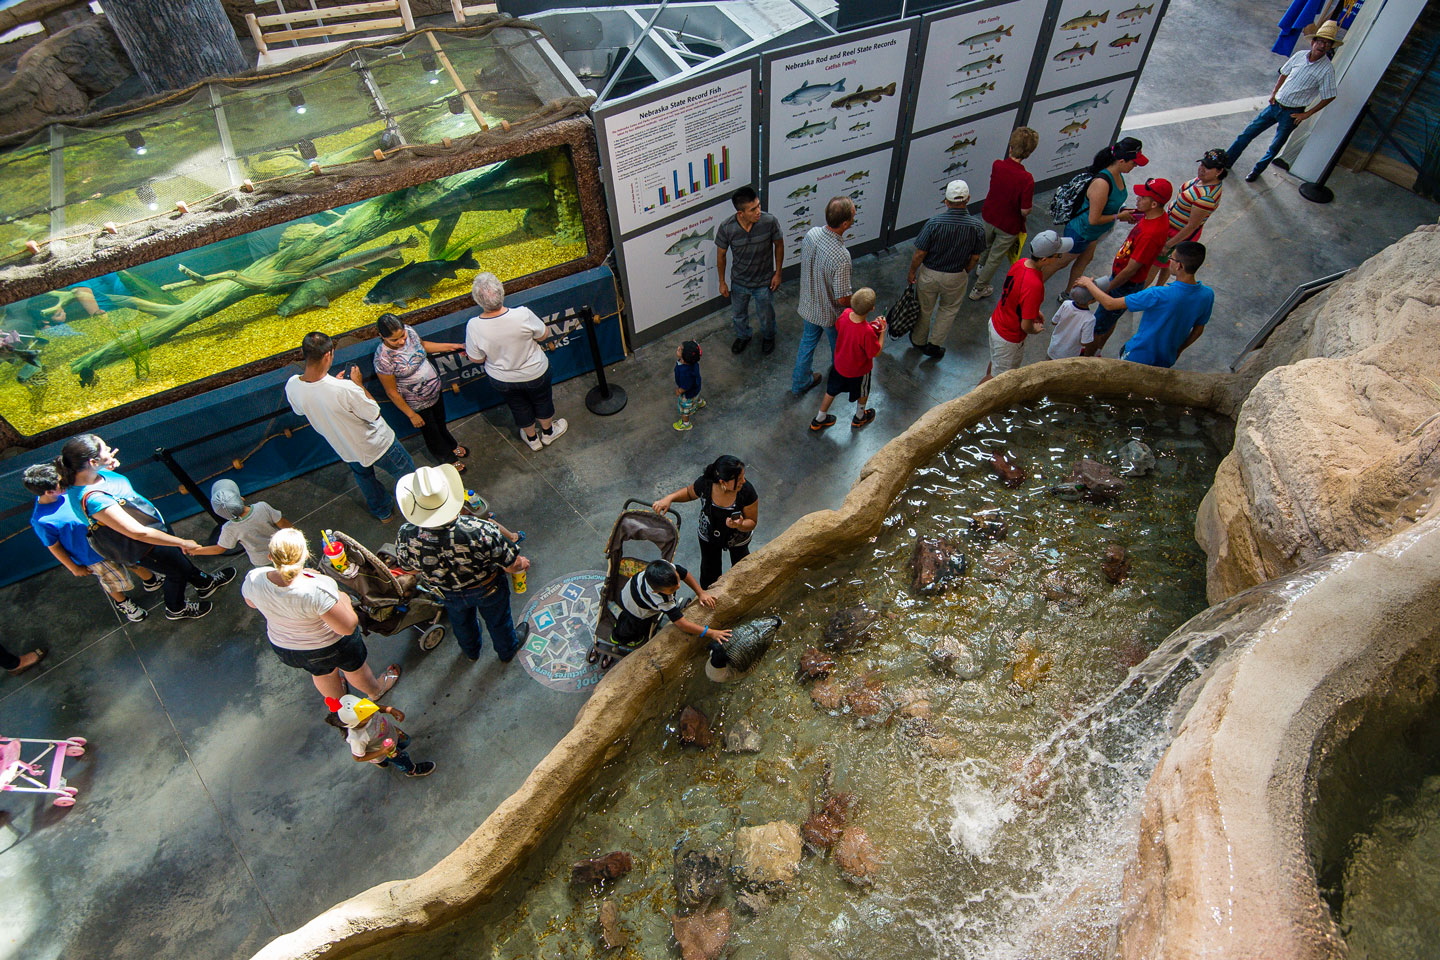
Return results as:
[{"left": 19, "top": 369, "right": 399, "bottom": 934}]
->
[
  {"left": 580, "top": 305, "right": 628, "bottom": 416},
  {"left": 155, "top": 446, "right": 225, "bottom": 524}
]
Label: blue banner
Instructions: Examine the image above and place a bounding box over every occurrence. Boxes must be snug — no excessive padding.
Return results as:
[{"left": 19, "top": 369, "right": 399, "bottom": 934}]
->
[{"left": 0, "top": 266, "right": 622, "bottom": 587}]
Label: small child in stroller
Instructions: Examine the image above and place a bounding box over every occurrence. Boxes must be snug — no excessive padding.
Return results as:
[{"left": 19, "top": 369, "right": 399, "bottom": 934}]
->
[{"left": 614, "top": 559, "right": 732, "bottom": 649}]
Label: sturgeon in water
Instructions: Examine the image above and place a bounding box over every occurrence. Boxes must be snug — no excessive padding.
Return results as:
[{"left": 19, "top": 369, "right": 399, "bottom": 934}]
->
[
  {"left": 364, "top": 250, "right": 478, "bottom": 308},
  {"left": 706, "top": 616, "right": 783, "bottom": 682}
]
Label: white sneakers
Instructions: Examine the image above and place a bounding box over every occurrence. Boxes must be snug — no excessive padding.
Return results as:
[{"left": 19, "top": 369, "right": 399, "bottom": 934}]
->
[
  {"left": 521, "top": 430, "right": 543, "bottom": 451},
  {"left": 523, "top": 418, "right": 569, "bottom": 450}
]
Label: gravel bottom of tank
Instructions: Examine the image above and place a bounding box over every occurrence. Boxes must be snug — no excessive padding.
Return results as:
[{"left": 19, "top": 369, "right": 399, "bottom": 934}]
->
[{"left": 364, "top": 398, "right": 1226, "bottom": 960}]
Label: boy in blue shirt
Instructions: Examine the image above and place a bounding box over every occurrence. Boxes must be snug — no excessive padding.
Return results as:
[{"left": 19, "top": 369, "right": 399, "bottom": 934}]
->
[
  {"left": 673, "top": 339, "right": 705, "bottom": 432},
  {"left": 24, "top": 462, "right": 160, "bottom": 622},
  {"left": 1078, "top": 241, "right": 1213, "bottom": 368}
]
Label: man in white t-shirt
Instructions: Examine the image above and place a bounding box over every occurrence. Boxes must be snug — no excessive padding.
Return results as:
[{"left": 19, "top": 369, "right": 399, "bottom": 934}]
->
[{"left": 285, "top": 331, "right": 415, "bottom": 522}]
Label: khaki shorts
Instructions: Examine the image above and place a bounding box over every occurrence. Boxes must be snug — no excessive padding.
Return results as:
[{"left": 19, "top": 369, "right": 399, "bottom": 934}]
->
[
  {"left": 988, "top": 321, "right": 1027, "bottom": 375},
  {"left": 88, "top": 559, "right": 134, "bottom": 594}
]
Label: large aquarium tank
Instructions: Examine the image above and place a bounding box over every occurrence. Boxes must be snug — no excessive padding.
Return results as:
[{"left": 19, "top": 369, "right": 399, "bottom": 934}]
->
[{"left": 0, "top": 26, "right": 598, "bottom": 439}]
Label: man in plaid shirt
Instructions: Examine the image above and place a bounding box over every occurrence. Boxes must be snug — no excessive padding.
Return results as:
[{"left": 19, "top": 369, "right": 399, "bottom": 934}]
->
[{"left": 790, "top": 197, "right": 855, "bottom": 395}]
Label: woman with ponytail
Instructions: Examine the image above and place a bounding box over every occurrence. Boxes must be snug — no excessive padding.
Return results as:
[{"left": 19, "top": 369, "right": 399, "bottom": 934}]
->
[
  {"left": 241, "top": 528, "right": 399, "bottom": 700},
  {"left": 61, "top": 434, "right": 235, "bottom": 620},
  {"left": 1054, "top": 137, "right": 1146, "bottom": 290},
  {"left": 652, "top": 455, "right": 759, "bottom": 589}
]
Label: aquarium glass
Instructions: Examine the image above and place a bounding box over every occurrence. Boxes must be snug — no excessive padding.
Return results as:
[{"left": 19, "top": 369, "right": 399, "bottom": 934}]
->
[{"left": 0, "top": 145, "right": 587, "bottom": 436}]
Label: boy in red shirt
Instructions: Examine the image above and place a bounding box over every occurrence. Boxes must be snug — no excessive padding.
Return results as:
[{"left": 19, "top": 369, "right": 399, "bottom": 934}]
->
[
  {"left": 811, "top": 287, "right": 886, "bottom": 431},
  {"left": 970, "top": 126, "right": 1040, "bottom": 301},
  {"left": 1088, "top": 177, "right": 1173, "bottom": 353},
  {"left": 982, "top": 229, "right": 1073, "bottom": 383}
]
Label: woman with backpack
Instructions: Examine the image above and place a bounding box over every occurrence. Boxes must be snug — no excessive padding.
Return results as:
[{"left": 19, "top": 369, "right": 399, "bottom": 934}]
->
[
  {"left": 60, "top": 434, "right": 235, "bottom": 621},
  {"left": 1051, "top": 138, "right": 1147, "bottom": 291}
]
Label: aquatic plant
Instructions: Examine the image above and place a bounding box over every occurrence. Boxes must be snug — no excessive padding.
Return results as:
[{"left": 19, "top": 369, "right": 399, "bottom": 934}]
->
[{"left": 98, "top": 314, "right": 152, "bottom": 380}]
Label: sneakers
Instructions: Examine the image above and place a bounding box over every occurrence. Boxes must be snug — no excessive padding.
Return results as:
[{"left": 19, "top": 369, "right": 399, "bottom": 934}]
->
[
  {"left": 968, "top": 282, "right": 993, "bottom": 301},
  {"left": 165, "top": 601, "right": 213, "bottom": 621},
  {"left": 731, "top": 337, "right": 751, "bottom": 354},
  {"left": 673, "top": 419, "right": 693, "bottom": 431},
  {"left": 920, "top": 344, "right": 946, "bottom": 359},
  {"left": 112, "top": 597, "right": 147, "bottom": 622},
  {"left": 695, "top": 398, "right": 707, "bottom": 409},
  {"left": 810, "top": 414, "right": 837, "bottom": 431},
  {"left": 539, "top": 418, "right": 568, "bottom": 446},
  {"left": 140, "top": 573, "right": 166, "bottom": 592},
  {"left": 195, "top": 567, "right": 237, "bottom": 599},
  {"left": 851, "top": 408, "right": 876, "bottom": 429},
  {"left": 521, "top": 430, "right": 544, "bottom": 451},
  {"left": 404, "top": 761, "right": 436, "bottom": 778}
]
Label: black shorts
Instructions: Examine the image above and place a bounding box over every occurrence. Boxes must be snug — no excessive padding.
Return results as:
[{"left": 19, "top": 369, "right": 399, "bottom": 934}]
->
[
  {"left": 270, "top": 630, "right": 368, "bottom": 676},
  {"left": 491, "top": 370, "right": 555, "bottom": 428},
  {"left": 826, "top": 366, "right": 871, "bottom": 403}
]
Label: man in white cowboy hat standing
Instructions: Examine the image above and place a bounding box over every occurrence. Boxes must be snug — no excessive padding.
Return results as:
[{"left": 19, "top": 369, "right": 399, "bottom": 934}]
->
[
  {"left": 1225, "top": 20, "right": 1342, "bottom": 183},
  {"left": 393, "top": 465, "right": 530, "bottom": 662}
]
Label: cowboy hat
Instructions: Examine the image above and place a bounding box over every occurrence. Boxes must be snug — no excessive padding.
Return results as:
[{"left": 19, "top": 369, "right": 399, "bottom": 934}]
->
[
  {"left": 1313, "top": 20, "right": 1343, "bottom": 46},
  {"left": 396, "top": 464, "right": 465, "bottom": 528}
]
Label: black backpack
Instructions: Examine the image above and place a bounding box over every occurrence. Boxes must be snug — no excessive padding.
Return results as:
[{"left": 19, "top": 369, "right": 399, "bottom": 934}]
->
[{"left": 1050, "top": 171, "right": 1096, "bottom": 226}]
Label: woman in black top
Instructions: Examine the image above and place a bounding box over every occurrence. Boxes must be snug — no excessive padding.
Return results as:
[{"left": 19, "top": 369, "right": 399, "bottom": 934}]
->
[{"left": 652, "top": 455, "right": 758, "bottom": 589}]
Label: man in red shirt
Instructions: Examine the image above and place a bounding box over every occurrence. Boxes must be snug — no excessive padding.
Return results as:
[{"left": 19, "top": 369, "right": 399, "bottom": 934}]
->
[
  {"left": 1087, "top": 177, "right": 1173, "bottom": 354},
  {"left": 983, "top": 230, "right": 1073, "bottom": 383},
  {"left": 970, "top": 127, "right": 1039, "bottom": 301}
]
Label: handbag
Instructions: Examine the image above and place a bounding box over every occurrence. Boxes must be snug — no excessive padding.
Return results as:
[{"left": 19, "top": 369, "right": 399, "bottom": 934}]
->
[
  {"left": 884, "top": 284, "right": 921, "bottom": 339},
  {"left": 81, "top": 484, "right": 165, "bottom": 564},
  {"left": 1010, "top": 231, "right": 1028, "bottom": 264}
]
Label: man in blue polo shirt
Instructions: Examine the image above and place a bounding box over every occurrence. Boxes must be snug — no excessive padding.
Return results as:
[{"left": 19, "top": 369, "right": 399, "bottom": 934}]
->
[{"left": 1077, "top": 241, "right": 1213, "bottom": 368}]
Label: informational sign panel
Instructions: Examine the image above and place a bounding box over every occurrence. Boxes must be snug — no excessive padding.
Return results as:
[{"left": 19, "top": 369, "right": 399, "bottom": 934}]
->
[
  {"left": 767, "top": 146, "right": 894, "bottom": 264},
  {"left": 1035, "top": 0, "right": 1164, "bottom": 95},
  {"left": 594, "top": 62, "right": 759, "bottom": 238},
  {"left": 911, "top": 0, "right": 1048, "bottom": 134},
  {"left": 895, "top": 107, "right": 1021, "bottom": 234},
  {"left": 763, "top": 21, "right": 918, "bottom": 176},
  {"left": 1026, "top": 74, "right": 1137, "bottom": 182},
  {"left": 619, "top": 197, "right": 733, "bottom": 336}
]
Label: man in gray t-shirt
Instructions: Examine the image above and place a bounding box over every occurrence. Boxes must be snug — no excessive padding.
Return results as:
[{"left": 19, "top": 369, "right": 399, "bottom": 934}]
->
[{"left": 715, "top": 185, "right": 784, "bottom": 354}]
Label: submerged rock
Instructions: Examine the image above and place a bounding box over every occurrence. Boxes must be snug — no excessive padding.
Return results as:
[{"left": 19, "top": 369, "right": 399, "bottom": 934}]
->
[
  {"left": 810, "top": 679, "right": 843, "bottom": 710},
  {"left": 733, "top": 821, "right": 804, "bottom": 886},
  {"left": 1101, "top": 544, "right": 1132, "bottom": 584},
  {"left": 844, "top": 678, "right": 892, "bottom": 725},
  {"left": 910, "top": 536, "right": 968, "bottom": 595},
  {"left": 928, "top": 635, "right": 980, "bottom": 678},
  {"left": 823, "top": 605, "right": 878, "bottom": 652},
  {"left": 674, "top": 848, "right": 727, "bottom": 907},
  {"left": 735, "top": 889, "right": 772, "bottom": 917},
  {"left": 1118, "top": 440, "right": 1157, "bottom": 476},
  {"left": 833, "top": 827, "right": 881, "bottom": 883},
  {"left": 974, "top": 542, "right": 1020, "bottom": 582},
  {"left": 991, "top": 452, "right": 1028, "bottom": 487},
  {"left": 598, "top": 899, "right": 627, "bottom": 948},
  {"left": 706, "top": 616, "right": 782, "bottom": 682},
  {"left": 1042, "top": 572, "right": 1091, "bottom": 606},
  {"left": 1052, "top": 458, "right": 1126, "bottom": 501},
  {"left": 571, "top": 851, "right": 633, "bottom": 885},
  {"left": 723, "top": 719, "right": 763, "bottom": 754},
  {"left": 798, "top": 646, "right": 836, "bottom": 680},
  {"left": 921, "top": 735, "right": 964, "bottom": 759},
  {"left": 1009, "top": 641, "right": 1052, "bottom": 691},
  {"left": 672, "top": 907, "right": 731, "bottom": 960},
  {"left": 678, "top": 706, "right": 714, "bottom": 748},
  {"left": 802, "top": 792, "right": 860, "bottom": 851},
  {"left": 969, "top": 516, "right": 1009, "bottom": 541}
]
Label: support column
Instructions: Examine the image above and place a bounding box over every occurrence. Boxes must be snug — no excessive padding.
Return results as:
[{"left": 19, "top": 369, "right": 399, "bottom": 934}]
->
[{"left": 101, "top": 0, "right": 248, "bottom": 93}]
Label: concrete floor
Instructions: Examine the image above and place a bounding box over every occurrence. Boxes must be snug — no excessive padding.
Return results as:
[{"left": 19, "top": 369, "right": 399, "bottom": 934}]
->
[{"left": 2, "top": 3, "right": 1437, "bottom": 959}]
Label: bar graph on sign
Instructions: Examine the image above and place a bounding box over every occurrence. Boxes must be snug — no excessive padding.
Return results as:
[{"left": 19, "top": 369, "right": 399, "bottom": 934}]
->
[{"left": 643, "top": 147, "right": 733, "bottom": 212}]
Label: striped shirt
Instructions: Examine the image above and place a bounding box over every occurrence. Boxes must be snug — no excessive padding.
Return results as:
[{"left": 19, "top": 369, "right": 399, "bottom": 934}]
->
[
  {"left": 915, "top": 207, "right": 988, "bottom": 274},
  {"left": 1166, "top": 178, "right": 1223, "bottom": 234},
  {"left": 797, "top": 226, "right": 852, "bottom": 328},
  {"left": 716, "top": 212, "right": 782, "bottom": 287},
  {"left": 620, "top": 564, "right": 690, "bottom": 623},
  {"left": 1276, "top": 49, "right": 1337, "bottom": 107}
]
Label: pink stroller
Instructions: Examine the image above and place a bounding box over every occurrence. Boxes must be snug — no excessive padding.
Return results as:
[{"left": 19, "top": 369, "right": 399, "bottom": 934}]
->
[{"left": 1, "top": 735, "right": 87, "bottom": 807}]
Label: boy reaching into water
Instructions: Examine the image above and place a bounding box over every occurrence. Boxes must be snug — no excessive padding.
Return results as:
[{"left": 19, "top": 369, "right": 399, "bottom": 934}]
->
[{"left": 613, "top": 559, "right": 731, "bottom": 650}]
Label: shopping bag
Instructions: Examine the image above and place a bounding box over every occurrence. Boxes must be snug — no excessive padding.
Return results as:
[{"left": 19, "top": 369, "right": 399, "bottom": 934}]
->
[
  {"left": 884, "top": 284, "right": 920, "bottom": 339},
  {"left": 1010, "top": 231, "right": 1027, "bottom": 264}
]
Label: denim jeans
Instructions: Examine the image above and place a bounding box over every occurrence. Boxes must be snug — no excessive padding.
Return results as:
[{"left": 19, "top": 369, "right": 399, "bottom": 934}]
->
[
  {"left": 789, "top": 321, "right": 838, "bottom": 393},
  {"left": 730, "top": 282, "right": 776, "bottom": 341},
  {"left": 1092, "top": 278, "right": 1146, "bottom": 336},
  {"left": 347, "top": 438, "right": 416, "bottom": 520},
  {"left": 441, "top": 579, "right": 518, "bottom": 660},
  {"left": 1226, "top": 102, "right": 1300, "bottom": 175},
  {"left": 378, "top": 734, "right": 415, "bottom": 773}
]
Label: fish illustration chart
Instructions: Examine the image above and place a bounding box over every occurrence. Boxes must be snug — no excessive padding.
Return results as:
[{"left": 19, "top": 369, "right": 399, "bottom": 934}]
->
[
  {"left": 1037, "top": 0, "right": 1161, "bottom": 95},
  {"left": 894, "top": 107, "right": 1020, "bottom": 233},
  {"left": 619, "top": 200, "right": 730, "bottom": 335},
  {"left": 911, "top": 0, "right": 1047, "bottom": 134},
  {"left": 1028, "top": 76, "right": 1137, "bottom": 179},
  {"left": 766, "top": 148, "right": 892, "bottom": 254}
]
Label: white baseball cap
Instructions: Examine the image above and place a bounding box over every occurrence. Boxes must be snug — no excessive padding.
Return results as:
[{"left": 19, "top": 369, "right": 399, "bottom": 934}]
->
[{"left": 945, "top": 180, "right": 971, "bottom": 202}]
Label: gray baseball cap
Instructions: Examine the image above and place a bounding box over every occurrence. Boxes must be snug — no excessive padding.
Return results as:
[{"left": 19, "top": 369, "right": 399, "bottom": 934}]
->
[
  {"left": 1030, "top": 229, "right": 1075, "bottom": 258},
  {"left": 210, "top": 479, "right": 245, "bottom": 520}
]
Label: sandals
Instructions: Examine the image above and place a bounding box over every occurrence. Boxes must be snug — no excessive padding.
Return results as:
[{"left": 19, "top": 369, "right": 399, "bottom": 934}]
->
[
  {"left": 374, "top": 663, "right": 402, "bottom": 699},
  {"left": 453, "top": 445, "right": 469, "bottom": 458},
  {"left": 452, "top": 461, "right": 467, "bottom": 474}
]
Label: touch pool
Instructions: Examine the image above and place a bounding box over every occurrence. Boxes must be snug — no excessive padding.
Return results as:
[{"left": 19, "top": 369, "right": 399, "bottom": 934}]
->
[{"left": 355, "top": 397, "right": 1230, "bottom": 960}]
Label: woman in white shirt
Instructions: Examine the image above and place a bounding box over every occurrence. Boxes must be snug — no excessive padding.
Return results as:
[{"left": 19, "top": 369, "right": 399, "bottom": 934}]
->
[
  {"left": 464, "top": 272, "right": 568, "bottom": 452},
  {"left": 242, "top": 528, "right": 399, "bottom": 700}
]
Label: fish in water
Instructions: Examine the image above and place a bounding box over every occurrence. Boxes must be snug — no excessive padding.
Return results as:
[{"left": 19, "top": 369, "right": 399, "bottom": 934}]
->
[
  {"left": 673, "top": 255, "right": 706, "bottom": 275},
  {"left": 782, "top": 78, "right": 847, "bottom": 105},
  {"left": 958, "top": 53, "right": 1003, "bottom": 75},
  {"left": 1054, "top": 41, "right": 1098, "bottom": 62},
  {"left": 944, "top": 159, "right": 969, "bottom": 173},
  {"left": 1060, "top": 9, "right": 1108, "bottom": 30},
  {"left": 788, "top": 184, "right": 818, "bottom": 199},
  {"left": 787, "top": 117, "right": 837, "bottom": 139},
  {"left": 1060, "top": 118, "right": 1090, "bottom": 136},
  {"left": 831, "top": 81, "right": 897, "bottom": 110},
  {"left": 309, "top": 236, "right": 420, "bottom": 279},
  {"left": 945, "top": 136, "right": 978, "bottom": 153},
  {"left": 278, "top": 259, "right": 403, "bottom": 316},
  {"left": 364, "top": 250, "right": 478, "bottom": 308},
  {"left": 910, "top": 536, "right": 967, "bottom": 595},
  {"left": 850, "top": 121, "right": 871, "bottom": 132},
  {"left": 952, "top": 81, "right": 996, "bottom": 101},
  {"left": 682, "top": 274, "right": 705, "bottom": 290},
  {"left": 1048, "top": 91, "right": 1111, "bottom": 116},
  {"left": 789, "top": 219, "right": 812, "bottom": 231},
  {"left": 958, "top": 24, "right": 1012, "bottom": 47},
  {"left": 791, "top": 204, "right": 811, "bottom": 216},
  {"left": 706, "top": 616, "right": 782, "bottom": 682},
  {"left": 664, "top": 227, "right": 715, "bottom": 256},
  {"left": 1110, "top": 32, "right": 1142, "bottom": 48},
  {"left": 1116, "top": 3, "right": 1153, "bottom": 21},
  {"left": 1056, "top": 141, "right": 1080, "bottom": 154},
  {"left": 845, "top": 171, "right": 868, "bottom": 182}
]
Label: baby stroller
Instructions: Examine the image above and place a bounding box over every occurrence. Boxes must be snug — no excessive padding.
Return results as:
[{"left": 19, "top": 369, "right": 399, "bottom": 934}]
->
[
  {"left": 1, "top": 735, "right": 86, "bottom": 807},
  {"left": 327, "top": 530, "right": 448, "bottom": 652},
  {"left": 588, "top": 499, "right": 682, "bottom": 669}
]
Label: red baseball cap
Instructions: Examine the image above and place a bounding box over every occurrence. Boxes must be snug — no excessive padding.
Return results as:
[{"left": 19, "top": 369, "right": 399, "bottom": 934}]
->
[
  {"left": 1134, "top": 177, "right": 1173, "bottom": 203},
  {"left": 1114, "top": 137, "right": 1148, "bottom": 166}
]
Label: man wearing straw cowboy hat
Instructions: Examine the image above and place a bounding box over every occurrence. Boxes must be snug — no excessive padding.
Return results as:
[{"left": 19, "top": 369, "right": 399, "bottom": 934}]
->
[
  {"left": 393, "top": 465, "right": 530, "bottom": 663},
  {"left": 1225, "top": 19, "right": 1343, "bottom": 183}
]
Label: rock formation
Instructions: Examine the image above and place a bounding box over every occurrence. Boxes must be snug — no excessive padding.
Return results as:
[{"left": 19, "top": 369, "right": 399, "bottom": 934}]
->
[
  {"left": 733, "top": 821, "right": 803, "bottom": 886},
  {"left": 0, "top": 20, "right": 133, "bottom": 139}
]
